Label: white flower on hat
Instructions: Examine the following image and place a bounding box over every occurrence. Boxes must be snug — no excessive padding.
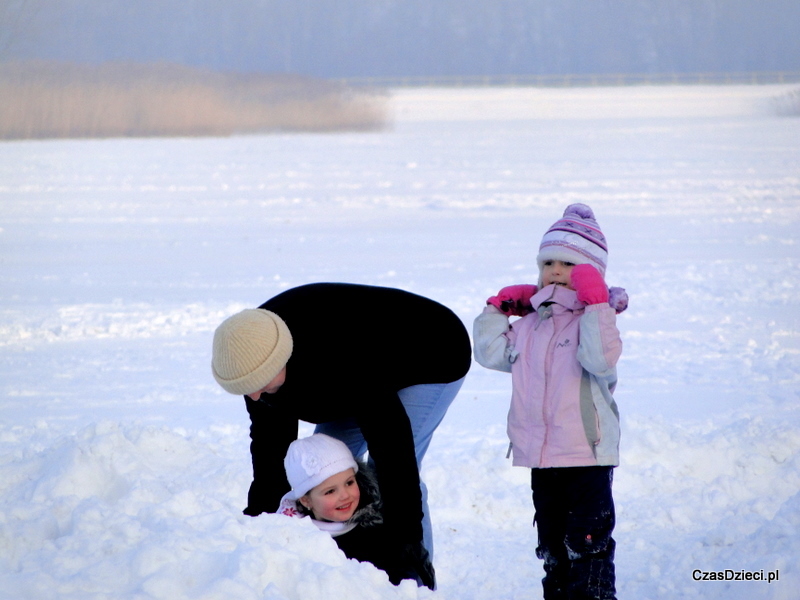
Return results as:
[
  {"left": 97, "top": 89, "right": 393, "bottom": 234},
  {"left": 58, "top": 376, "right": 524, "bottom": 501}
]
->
[{"left": 301, "top": 453, "right": 324, "bottom": 477}]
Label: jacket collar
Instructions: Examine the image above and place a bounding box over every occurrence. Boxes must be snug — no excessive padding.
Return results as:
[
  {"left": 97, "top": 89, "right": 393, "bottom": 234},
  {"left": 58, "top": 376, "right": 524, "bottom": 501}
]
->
[{"left": 532, "top": 284, "right": 582, "bottom": 313}]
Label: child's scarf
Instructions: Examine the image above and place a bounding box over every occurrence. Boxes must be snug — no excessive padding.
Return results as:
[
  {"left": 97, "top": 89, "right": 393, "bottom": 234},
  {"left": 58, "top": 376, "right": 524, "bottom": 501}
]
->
[{"left": 277, "top": 493, "right": 357, "bottom": 537}]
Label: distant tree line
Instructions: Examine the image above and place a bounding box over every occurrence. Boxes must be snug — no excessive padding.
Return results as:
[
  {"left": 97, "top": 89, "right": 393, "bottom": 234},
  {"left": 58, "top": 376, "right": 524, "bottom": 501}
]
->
[{"left": 3, "top": 0, "right": 799, "bottom": 78}]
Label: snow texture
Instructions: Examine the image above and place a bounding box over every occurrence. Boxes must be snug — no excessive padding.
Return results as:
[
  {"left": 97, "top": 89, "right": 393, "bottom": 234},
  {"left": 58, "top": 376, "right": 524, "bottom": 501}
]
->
[{"left": 1, "top": 84, "right": 799, "bottom": 599}]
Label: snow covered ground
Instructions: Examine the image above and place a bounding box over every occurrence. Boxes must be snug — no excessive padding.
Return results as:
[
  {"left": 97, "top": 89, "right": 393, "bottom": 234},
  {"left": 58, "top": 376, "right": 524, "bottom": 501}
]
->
[{"left": 1, "top": 83, "right": 799, "bottom": 600}]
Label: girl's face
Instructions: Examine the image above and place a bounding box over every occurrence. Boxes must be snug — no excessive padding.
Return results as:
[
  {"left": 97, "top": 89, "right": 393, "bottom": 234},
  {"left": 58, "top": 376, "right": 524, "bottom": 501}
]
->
[
  {"left": 541, "top": 260, "right": 576, "bottom": 289},
  {"left": 300, "top": 468, "right": 360, "bottom": 522}
]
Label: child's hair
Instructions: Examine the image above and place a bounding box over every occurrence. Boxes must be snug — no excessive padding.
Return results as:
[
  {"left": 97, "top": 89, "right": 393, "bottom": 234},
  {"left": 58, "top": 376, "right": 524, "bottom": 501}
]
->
[
  {"left": 283, "top": 434, "right": 359, "bottom": 500},
  {"left": 536, "top": 203, "right": 608, "bottom": 281}
]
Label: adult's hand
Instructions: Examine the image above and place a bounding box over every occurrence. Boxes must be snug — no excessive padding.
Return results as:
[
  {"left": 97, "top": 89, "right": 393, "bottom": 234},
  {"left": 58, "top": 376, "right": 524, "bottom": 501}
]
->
[{"left": 386, "top": 542, "right": 436, "bottom": 590}]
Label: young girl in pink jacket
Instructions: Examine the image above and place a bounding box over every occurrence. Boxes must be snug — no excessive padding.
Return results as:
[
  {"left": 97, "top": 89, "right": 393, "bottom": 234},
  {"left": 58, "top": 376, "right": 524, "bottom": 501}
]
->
[{"left": 473, "top": 203, "right": 627, "bottom": 600}]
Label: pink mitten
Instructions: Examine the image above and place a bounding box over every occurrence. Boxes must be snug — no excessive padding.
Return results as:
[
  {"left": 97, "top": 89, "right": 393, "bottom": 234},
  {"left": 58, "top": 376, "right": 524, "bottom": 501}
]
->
[
  {"left": 570, "top": 264, "right": 609, "bottom": 305},
  {"left": 487, "top": 284, "right": 538, "bottom": 317}
]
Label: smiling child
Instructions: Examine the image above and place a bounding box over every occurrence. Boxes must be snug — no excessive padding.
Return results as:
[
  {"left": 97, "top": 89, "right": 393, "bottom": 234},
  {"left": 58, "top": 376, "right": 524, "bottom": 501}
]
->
[{"left": 278, "top": 434, "right": 432, "bottom": 586}]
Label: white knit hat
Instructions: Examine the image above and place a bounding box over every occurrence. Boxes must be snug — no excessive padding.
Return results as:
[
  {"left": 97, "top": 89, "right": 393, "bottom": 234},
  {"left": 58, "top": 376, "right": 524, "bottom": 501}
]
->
[
  {"left": 284, "top": 434, "right": 359, "bottom": 499},
  {"left": 211, "top": 309, "right": 293, "bottom": 396}
]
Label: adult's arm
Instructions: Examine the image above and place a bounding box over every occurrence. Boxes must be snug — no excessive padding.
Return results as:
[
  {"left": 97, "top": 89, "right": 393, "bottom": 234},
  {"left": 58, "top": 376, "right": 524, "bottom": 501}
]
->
[
  {"left": 356, "top": 389, "right": 424, "bottom": 545},
  {"left": 243, "top": 398, "right": 298, "bottom": 516}
]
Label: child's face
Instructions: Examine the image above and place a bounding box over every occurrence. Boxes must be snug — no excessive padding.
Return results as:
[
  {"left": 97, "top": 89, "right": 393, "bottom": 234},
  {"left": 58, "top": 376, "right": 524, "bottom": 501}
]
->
[
  {"left": 541, "top": 260, "right": 576, "bottom": 289},
  {"left": 300, "top": 468, "right": 360, "bottom": 522}
]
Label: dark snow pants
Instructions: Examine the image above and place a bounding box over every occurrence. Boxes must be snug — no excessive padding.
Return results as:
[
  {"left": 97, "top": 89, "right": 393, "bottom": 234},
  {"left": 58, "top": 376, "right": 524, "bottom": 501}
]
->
[{"left": 531, "top": 466, "right": 617, "bottom": 600}]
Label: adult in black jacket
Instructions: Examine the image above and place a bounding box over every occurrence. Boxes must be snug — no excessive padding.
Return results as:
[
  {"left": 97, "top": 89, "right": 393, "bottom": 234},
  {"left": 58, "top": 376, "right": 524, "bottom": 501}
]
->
[{"left": 211, "top": 283, "right": 471, "bottom": 589}]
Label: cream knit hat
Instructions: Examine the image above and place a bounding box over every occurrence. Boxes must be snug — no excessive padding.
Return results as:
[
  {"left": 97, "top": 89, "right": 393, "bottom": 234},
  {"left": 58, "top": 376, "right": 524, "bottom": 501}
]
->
[
  {"left": 284, "top": 434, "right": 359, "bottom": 499},
  {"left": 211, "top": 309, "right": 293, "bottom": 396}
]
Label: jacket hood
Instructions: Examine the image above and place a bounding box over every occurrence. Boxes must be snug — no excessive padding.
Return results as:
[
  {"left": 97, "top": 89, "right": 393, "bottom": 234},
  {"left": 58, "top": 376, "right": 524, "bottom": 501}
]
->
[{"left": 349, "top": 463, "right": 383, "bottom": 528}]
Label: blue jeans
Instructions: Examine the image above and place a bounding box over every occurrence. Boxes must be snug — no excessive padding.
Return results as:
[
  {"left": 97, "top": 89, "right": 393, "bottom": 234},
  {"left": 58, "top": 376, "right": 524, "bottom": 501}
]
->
[{"left": 315, "top": 377, "right": 465, "bottom": 560}]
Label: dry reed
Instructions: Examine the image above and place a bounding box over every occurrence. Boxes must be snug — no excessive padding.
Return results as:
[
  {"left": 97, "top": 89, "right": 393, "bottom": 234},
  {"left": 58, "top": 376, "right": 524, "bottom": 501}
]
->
[{"left": 0, "top": 61, "right": 388, "bottom": 139}]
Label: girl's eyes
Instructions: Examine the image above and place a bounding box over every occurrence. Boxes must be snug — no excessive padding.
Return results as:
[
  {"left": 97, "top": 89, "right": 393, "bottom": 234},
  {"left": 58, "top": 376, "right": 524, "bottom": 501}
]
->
[
  {"left": 322, "top": 479, "right": 356, "bottom": 495},
  {"left": 544, "top": 260, "right": 575, "bottom": 267}
]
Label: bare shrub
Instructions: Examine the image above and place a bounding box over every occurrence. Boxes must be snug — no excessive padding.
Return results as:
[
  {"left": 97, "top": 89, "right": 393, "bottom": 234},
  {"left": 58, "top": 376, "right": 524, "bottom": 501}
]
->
[
  {"left": 772, "top": 87, "right": 800, "bottom": 117},
  {"left": 0, "top": 61, "right": 388, "bottom": 139}
]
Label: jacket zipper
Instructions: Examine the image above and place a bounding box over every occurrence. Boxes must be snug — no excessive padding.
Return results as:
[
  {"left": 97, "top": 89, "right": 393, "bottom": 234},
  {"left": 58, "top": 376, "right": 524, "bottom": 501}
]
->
[{"left": 539, "top": 308, "right": 561, "bottom": 467}]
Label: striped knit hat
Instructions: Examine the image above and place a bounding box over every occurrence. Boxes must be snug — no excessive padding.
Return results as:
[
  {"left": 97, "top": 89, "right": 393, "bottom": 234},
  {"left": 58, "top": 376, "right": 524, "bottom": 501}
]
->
[
  {"left": 211, "top": 309, "right": 293, "bottom": 396},
  {"left": 537, "top": 203, "right": 608, "bottom": 277}
]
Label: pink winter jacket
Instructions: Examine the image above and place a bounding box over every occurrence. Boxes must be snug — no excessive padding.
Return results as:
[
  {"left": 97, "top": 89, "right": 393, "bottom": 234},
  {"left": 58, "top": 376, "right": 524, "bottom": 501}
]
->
[{"left": 473, "top": 284, "right": 622, "bottom": 468}]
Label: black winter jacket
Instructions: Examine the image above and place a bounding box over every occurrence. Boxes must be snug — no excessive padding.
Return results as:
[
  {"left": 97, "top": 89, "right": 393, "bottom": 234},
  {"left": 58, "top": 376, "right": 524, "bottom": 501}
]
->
[{"left": 243, "top": 283, "right": 471, "bottom": 550}]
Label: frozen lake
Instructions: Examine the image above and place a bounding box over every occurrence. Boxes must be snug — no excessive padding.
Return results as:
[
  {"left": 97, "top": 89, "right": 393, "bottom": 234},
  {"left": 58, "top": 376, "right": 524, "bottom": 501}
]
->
[{"left": 1, "top": 84, "right": 799, "bottom": 599}]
